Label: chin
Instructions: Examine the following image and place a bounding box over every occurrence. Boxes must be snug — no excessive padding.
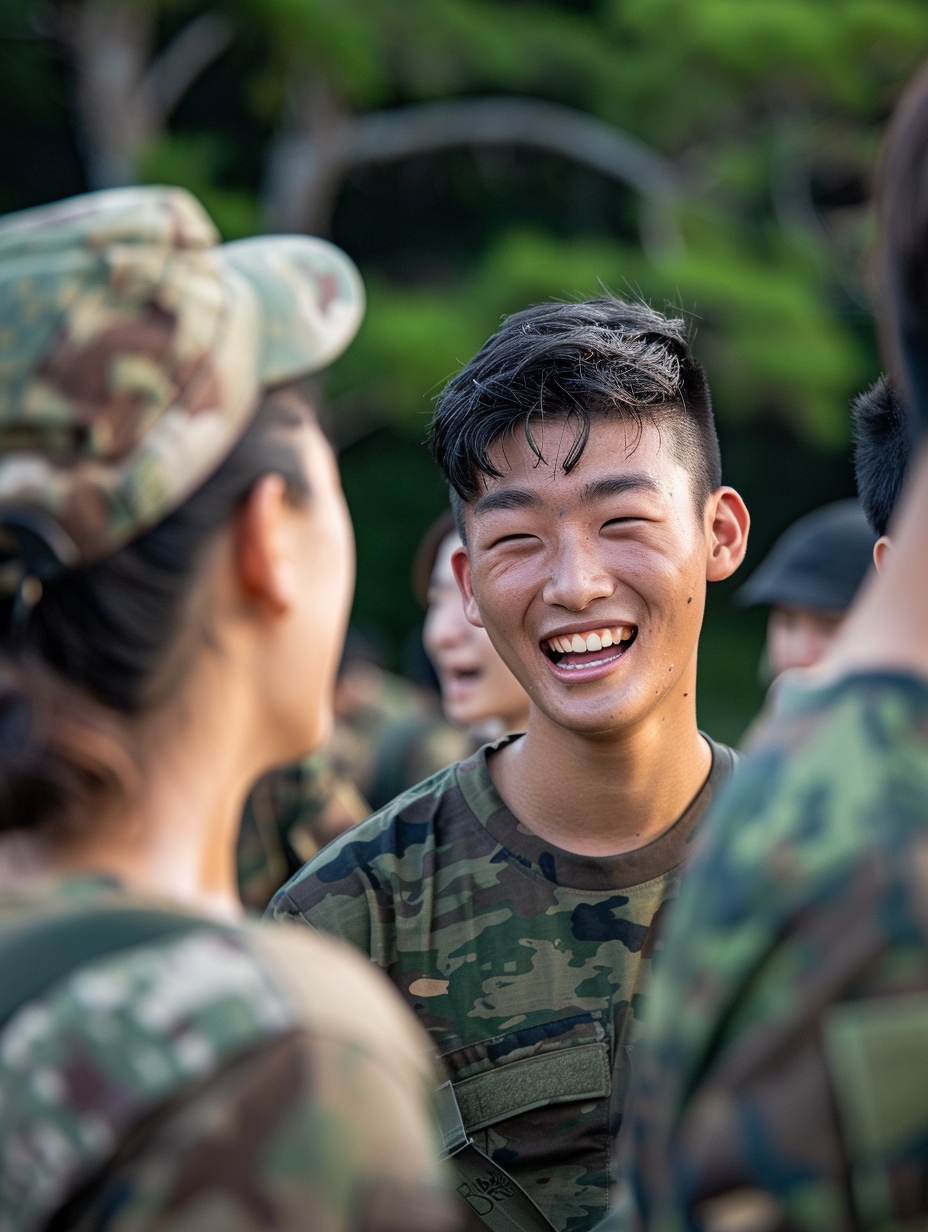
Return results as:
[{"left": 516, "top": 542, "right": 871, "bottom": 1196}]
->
[{"left": 539, "top": 689, "right": 654, "bottom": 737}]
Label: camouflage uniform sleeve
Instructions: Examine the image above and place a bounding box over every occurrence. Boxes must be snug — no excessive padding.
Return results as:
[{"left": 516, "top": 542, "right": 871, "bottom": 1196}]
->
[
  {"left": 268, "top": 807, "right": 412, "bottom": 966},
  {"left": 612, "top": 676, "right": 928, "bottom": 1232}
]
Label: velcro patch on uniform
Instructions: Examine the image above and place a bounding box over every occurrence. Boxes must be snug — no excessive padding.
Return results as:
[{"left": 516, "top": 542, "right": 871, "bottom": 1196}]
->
[
  {"left": 824, "top": 993, "right": 928, "bottom": 1158},
  {"left": 453, "top": 1040, "right": 610, "bottom": 1132}
]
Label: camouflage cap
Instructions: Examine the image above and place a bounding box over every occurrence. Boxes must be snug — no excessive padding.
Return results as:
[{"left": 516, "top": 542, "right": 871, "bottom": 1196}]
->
[{"left": 0, "top": 186, "right": 364, "bottom": 566}]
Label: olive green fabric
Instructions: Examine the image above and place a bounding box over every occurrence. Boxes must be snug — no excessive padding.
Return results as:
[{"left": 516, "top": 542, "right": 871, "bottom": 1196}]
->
[{"left": 270, "top": 734, "right": 736, "bottom": 1232}]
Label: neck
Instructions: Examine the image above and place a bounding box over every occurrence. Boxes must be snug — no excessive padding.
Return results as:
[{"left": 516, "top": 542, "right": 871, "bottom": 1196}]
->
[
  {"left": 50, "top": 657, "right": 266, "bottom": 922},
  {"left": 826, "top": 444, "right": 928, "bottom": 681},
  {"left": 488, "top": 668, "right": 710, "bottom": 857}
]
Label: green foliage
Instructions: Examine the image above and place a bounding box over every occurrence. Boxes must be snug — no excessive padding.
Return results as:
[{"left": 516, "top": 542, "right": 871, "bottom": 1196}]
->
[
  {"left": 328, "top": 227, "right": 867, "bottom": 445},
  {"left": 138, "top": 134, "right": 260, "bottom": 239}
]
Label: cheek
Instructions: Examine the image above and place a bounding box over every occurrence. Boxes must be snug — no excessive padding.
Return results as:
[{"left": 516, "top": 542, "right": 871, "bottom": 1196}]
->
[{"left": 472, "top": 559, "right": 533, "bottom": 627}]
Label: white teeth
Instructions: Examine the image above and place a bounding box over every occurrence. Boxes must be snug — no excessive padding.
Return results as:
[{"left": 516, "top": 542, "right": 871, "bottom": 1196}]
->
[{"left": 545, "top": 626, "right": 636, "bottom": 655}]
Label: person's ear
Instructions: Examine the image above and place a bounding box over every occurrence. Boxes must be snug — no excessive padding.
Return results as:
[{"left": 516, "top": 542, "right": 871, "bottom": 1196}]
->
[
  {"left": 705, "top": 487, "right": 751, "bottom": 582},
  {"left": 450, "top": 545, "right": 485, "bottom": 628},
  {"left": 234, "top": 474, "right": 297, "bottom": 616},
  {"left": 873, "top": 535, "right": 892, "bottom": 573}
]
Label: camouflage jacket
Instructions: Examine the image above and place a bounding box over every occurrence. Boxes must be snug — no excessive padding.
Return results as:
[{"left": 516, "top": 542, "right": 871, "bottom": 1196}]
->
[
  {"left": 0, "top": 876, "right": 457, "bottom": 1232},
  {"left": 611, "top": 671, "right": 928, "bottom": 1232},
  {"left": 270, "top": 735, "right": 736, "bottom": 1232},
  {"left": 238, "top": 750, "right": 371, "bottom": 911}
]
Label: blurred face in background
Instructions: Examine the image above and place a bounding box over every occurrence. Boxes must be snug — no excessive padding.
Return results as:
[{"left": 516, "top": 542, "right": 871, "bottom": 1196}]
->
[
  {"left": 766, "top": 604, "right": 845, "bottom": 676},
  {"left": 424, "top": 532, "right": 531, "bottom": 733}
]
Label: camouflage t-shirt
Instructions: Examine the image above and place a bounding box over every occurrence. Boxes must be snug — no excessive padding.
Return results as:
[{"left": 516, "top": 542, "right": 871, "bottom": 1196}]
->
[
  {"left": 611, "top": 671, "right": 928, "bottom": 1232},
  {"left": 270, "top": 735, "right": 736, "bottom": 1232},
  {"left": 0, "top": 876, "right": 458, "bottom": 1232}
]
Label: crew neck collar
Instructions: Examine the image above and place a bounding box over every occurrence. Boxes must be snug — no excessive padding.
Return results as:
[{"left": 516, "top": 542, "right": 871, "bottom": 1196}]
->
[{"left": 454, "top": 734, "right": 735, "bottom": 892}]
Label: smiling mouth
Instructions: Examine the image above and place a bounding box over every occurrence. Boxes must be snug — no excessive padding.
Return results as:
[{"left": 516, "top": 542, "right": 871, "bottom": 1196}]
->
[
  {"left": 444, "top": 666, "right": 483, "bottom": 685},
  {"left": 542, "top": 625, "right": 638, "bottom": 670}
]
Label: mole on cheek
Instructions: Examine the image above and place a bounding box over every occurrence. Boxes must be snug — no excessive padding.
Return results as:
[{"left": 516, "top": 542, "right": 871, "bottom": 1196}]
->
[{"left": 687, "top": 597, "right": 693, "bottom": 604}]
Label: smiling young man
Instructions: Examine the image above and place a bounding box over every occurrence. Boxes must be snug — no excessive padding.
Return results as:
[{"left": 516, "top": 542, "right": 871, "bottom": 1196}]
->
[{"left": 270, "top": 299, "right": 750, "bottom": 1232}]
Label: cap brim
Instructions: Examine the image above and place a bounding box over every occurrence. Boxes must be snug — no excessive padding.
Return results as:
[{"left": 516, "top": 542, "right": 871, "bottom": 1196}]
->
[{"left": 219, "top": 234, "right": 365, "bottom": 386}]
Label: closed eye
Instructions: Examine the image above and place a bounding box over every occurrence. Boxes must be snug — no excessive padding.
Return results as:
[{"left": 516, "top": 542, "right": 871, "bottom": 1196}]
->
[
  {"left": 602, "top": 516, "right": 643, "bottom": 529},
  {"left": 489, "top": 532, "right": 537, "bottom": 547}
]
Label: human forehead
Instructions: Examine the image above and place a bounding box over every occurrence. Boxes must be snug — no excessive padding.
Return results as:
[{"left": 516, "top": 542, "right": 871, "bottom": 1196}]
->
[{"left": 476, "top": 416, "right": 689, "bottom": 507}]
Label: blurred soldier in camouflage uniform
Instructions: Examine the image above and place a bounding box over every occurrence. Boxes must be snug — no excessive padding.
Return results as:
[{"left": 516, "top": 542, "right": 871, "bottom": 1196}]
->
[
  {"left": 239, "top": 623, "right": 470, "bottom": 911},
  {"left": 271, "top": 300, "right": 750, "bottom": 1231},
  {"left": 0, "top": 186, "right": 457, "bottom": 1230},
  {"left": 606, "top": 62, "right": 928, "bottom": 1232}
]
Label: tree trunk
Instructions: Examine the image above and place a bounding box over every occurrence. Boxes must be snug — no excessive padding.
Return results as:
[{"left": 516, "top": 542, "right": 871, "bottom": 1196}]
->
[{"left": 56, "top": 2, "right": 232, "bottom": 190}]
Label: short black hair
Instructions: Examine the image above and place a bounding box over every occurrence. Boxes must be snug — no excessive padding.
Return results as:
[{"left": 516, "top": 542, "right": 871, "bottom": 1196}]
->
[
  {"left": 851, "top": 376, "right": 912, "bottom": 536},
  {"left": 429, "top": 298, "right": 722, "bottom": 533}
]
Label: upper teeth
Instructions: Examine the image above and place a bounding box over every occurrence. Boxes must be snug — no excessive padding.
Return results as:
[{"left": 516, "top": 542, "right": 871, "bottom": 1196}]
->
[{"left": 545, "top": 626, "right": 634, "bottom": 654}]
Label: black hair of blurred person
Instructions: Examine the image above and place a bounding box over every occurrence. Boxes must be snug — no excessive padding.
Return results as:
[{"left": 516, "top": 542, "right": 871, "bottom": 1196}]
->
[
  {"left": 878, "top": 60, "right": 928, "bottom": 430},
  {"left": 428, "top": 298, "right": 722, "bottom": 539},
  {"left": 0, "top": 386, "right": 313, "bottom": 837},
  {"left": 851, "top": 376, "right": 912, "bottom": 536}
]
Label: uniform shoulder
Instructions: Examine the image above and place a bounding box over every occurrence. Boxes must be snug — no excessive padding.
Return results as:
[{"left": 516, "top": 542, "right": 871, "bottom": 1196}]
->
[
  {"left": 241, "top": 919, "right": 439, "bottom": 1081},
  {"left": 273, "top": 760, "right": 461, "bottom": 898}
]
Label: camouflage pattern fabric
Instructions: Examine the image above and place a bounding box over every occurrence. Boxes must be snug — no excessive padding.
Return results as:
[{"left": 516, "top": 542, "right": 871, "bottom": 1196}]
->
[
  {"left": 270, "top": 734, "right": 736, "bottom": 1232},
  {"left": 0, "top": 876, "right": 457, "bottom": 1232},
  {"left": 238, "top": 750, "right": 370, "bottom": 911},
  {"left": 0, "top": 186, "right": 363, "bottom": 564},
  {"left": 611, "top": 671, "right": 928, "bottom": 1232}
]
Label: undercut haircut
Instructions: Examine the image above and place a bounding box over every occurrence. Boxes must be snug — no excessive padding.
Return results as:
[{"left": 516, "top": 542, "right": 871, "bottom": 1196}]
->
[
  {"left": 851, "top": 376, "right": 912, "bottom": 536},
  {"left": 429, "top": 298, "right": 722, "bottom": 538}
]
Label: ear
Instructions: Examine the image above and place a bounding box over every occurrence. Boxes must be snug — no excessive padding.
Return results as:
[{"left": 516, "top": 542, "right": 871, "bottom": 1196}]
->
[
  {"left": 234, "top": 474, "right": 297, "bottom": 616},
  {"left": 450, "top": 545, "right": 485, "bottom": 628},
  {"left": 705, "top": 487, "right": 751, "bottom": 583},
  {"left": 873, "top": 535, "right": 892, "bottom": 572}
]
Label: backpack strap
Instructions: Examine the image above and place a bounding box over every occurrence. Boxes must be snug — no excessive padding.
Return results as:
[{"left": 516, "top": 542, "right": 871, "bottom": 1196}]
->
[
  {"left": 0, "top": 904, "right": 214, "bottom": 1030},
  {"left": 434, "top": 1080, "right": 558, "bottom": 1232}
]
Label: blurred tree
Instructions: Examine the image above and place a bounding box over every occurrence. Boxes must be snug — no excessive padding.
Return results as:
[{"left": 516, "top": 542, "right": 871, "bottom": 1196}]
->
[
  {"left": 16, "top": 0, "right": 925, "bottom": 445},
  {"left": 4, "top": 0, "right": 928, "bottom": 731}
]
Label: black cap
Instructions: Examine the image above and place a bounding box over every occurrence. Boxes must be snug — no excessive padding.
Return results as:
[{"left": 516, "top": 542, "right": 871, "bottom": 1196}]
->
[{"left": 736, "top": 500, "right": 876, "bottom": 612}]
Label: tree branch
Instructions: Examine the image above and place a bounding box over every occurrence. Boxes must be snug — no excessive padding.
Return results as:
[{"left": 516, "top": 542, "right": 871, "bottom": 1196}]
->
[
  {"left": 143, "top": 11, "right": 233, "bottom": 124},
  {"left": 263, "top": 93, "right": 681, "bottom": 253},
  {"left": 349, "top": 96, "right": 677, "bottom": 200}
]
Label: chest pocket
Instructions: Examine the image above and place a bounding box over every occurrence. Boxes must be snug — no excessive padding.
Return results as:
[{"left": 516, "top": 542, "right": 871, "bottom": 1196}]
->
[{"left": 440, "top": 1012, "right": 614, "bottom": 1228}]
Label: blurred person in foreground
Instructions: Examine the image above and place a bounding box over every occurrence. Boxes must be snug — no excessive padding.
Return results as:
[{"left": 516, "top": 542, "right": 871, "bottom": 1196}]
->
[
  {"left": 608, "top": 62, "right": 928, "bottom": 1232},
  {"left": 271, "top": 299, "right": 749, "bottom": 1232},
  {"left": 736, "top": 500, "right": 875, "bottom": 677},
  {"left": 852, "top": 373, "right": 912, "bottom": 569},
  {"left": 417, "top": 509, "right": 531, "bottom": 741},
  {"left": 0, "top": 187, "right": 457, "bottom": 1231}
]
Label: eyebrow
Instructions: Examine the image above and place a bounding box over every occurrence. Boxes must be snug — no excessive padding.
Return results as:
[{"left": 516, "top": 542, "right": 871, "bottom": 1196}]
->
[
  {"left": 472, "top": 489, "right": 543, "bottom": 518},
  {"left": 580, "top": 474, "right": 660, "bottom": 503},
  {"left": 472, "top": 473, "right": 659, "bottom": 518}
]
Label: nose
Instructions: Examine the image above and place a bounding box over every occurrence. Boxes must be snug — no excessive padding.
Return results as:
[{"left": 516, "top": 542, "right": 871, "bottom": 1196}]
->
[{"left": 542, "top": 532, "right": 616, "bottom": 611}]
